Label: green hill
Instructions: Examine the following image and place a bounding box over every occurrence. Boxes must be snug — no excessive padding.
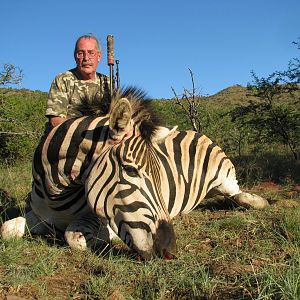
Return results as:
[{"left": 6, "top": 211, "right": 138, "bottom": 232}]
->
[{"left": 205, "top": 84, "right": 254, "bottom": 105}]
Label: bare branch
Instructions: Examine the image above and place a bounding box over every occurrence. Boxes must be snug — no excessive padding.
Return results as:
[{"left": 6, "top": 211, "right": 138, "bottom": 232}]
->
[
  {"left": 0, "top": 131, "right": 37, "bottom": 136},
  {"left": 0, "top": 117, "right": 17, "bottom": 122},
  {"left": 171, "top": 70, "right": 203, "bottom": 132}
]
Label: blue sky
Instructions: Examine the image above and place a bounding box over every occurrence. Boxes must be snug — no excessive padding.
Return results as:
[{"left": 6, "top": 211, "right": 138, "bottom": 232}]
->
[{"left": 1, "top": 0, "right": 299, "bottom": 99}]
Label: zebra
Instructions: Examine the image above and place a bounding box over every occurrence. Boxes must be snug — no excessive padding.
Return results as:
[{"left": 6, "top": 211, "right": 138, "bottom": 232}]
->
[{"left": 1, "top": 87, "right": 269, "bottom": 260}]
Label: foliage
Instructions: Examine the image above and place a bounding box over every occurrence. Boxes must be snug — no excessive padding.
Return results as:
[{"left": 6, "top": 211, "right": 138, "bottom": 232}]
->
[
  {"left": 0, "top": 63, "right": 46, "bottom": 162},
  {"left": 232, "top": 152, "right": 300, "bottom": 185},
  {"left": 229, "top": 42, "right": 300, "bottom": 160},
  {"left": 0, "top": 88, "right": 47, "bottom": 161},
  {"left": 0, "top": 63, "right": 23, "bottom": 86}
]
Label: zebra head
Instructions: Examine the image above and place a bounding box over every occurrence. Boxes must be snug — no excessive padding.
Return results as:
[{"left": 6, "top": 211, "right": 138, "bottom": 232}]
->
[{"left": 86, "top": 88, "right": 177, "bottom": 260}]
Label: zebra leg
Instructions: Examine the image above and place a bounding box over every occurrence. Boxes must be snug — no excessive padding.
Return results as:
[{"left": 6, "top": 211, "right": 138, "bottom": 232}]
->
[
  {"left": 64, "top": 213, "right": 116, "bottom": 251},
  {"left": 233, "top": 192, "right": 269, "bottom": 209},
  {"left": 1, "top": 216, "right": 26, "bottom": 239},
  {"left": 211, "top": 176, "right": 269, "bottom": 210},
  {"left": 1, "top": 210, "right": 50, "bottom": 239}
]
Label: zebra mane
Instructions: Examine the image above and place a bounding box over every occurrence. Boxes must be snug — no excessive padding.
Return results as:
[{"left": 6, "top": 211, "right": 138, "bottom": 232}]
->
[
  {"left": 77, "top": 86, "right": 164, "bottom": 141},
  {"left": 75, "top": 91, "right": 110, "bottom": 116},
  {"left": 116, "top": 87, "right": 164, "bottom": 142}
]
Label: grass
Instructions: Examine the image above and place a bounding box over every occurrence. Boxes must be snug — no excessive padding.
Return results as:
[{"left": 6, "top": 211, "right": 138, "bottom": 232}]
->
[
  {"left": 0, "top": 160, "right": 32, "bottom": 203},
  {"left": 0, "top": 161, "right": 300, "bottom": 299}
]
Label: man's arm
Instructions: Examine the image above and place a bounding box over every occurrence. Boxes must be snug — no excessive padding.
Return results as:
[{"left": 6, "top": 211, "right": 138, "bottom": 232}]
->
[{"left": 46, "top": 73, "right": 69, "bottom": 124}]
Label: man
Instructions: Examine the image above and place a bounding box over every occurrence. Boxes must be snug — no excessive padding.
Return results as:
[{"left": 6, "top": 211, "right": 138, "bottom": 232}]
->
[{"left": 45, "top": 34, "right": 110, "bottom": 129}]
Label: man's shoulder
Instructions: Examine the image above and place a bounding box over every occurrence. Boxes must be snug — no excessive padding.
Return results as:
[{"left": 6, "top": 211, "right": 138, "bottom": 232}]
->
[{"left": 54, "top": 69, "right": 77, "bottom": 81}]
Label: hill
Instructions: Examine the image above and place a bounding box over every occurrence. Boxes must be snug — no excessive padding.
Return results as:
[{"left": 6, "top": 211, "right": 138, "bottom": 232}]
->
[
  {"left": 0, "top": 87, "right": 47, "bottom": 98},
  {"left": 201, "top": 85, "right": 300, "bottom": 106},
  {"left": 205, "top": 84, "right": 254, "bottom": 105}
]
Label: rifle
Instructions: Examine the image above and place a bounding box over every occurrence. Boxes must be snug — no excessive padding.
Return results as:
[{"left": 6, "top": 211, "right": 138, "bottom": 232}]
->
[{"left": 107, "top": 35, "right": 120, "bottom": 98}]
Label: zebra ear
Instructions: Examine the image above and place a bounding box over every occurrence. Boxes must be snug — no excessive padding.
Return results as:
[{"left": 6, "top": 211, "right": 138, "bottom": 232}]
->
[
  {"left": 151, "top": 126, "right": 178, "bottom": 144},
  {"left": 109, "top": 98, "right": 133, "bottom": 143}
]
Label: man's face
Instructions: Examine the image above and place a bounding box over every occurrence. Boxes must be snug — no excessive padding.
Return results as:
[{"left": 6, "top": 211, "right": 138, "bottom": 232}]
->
[{"left": 75, "top": 38, "right": 101, "bottom": 79}]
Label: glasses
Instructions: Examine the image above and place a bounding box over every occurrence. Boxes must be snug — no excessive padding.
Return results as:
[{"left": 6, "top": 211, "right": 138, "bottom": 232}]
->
[{"left": 76, "top": 50, "right": 99, "bottom": 59}]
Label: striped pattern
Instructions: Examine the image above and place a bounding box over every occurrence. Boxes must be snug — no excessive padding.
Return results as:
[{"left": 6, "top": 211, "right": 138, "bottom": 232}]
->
[
  {"left": 79, "top": 125, "right": 243, "bottom": 260},
  {"left": 85, "top": 129, "right": 239, "bottom": 227},
  {"left": 156, "top": 131, "right": 237, "bottom": 217},
  {"left": 31, "top": 115, "right": 110, "bottom": 231},
  {"left": 20, "top": 87, "right": 267, "bottom": 260}
]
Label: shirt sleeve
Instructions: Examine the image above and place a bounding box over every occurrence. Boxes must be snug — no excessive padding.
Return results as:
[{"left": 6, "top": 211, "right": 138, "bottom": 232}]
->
[{"left": 45, "top": 75, "right": 70, "bottom": 118}]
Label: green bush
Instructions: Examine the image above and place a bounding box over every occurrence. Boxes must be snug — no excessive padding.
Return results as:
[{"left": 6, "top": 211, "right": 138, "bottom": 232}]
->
[{"left": 0, "top": 88, "right": 47, "bottom": 162}]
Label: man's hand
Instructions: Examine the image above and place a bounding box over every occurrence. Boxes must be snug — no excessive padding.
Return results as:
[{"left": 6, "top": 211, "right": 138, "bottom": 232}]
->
[{"left": 49, "top": 116, "right": 66, "bottom": 127}]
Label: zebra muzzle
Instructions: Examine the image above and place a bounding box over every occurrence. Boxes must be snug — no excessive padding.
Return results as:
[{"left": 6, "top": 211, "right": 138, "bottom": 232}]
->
[
  {"left": 154, "top": 219, "right": 177, "bottom": 260},
  {"left": 162, "top": 248, "right": 177, "bottom": 260}
]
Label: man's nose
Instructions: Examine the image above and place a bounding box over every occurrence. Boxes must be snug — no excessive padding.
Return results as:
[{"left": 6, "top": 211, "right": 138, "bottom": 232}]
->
[{"left": 82, "top": 51, "right": 90, "bottom": 60}]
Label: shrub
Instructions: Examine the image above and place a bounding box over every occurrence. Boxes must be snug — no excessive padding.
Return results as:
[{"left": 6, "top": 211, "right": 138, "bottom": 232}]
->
[{"left": 0, "top": 88, "right": 47, "bottom": 162}]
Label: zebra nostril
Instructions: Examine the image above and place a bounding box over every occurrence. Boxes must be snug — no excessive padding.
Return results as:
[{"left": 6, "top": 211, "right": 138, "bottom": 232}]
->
[
  {"left": 163, "top": 249, "right": 177, "bottom": 260},
  {"left": 125, "top": 235, "right": 133, "bottom": 248}
]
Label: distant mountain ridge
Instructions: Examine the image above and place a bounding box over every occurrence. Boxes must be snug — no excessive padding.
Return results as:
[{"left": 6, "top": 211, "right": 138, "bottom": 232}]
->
[
  {"left": 1, "top": 84, "right": 299, "bottom": 108},
  {"left": 206, "top": 84, "right": 250, "bottom": 103}
]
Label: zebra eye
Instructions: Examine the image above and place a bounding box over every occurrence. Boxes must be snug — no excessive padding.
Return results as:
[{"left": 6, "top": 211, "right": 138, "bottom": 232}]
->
[{"left": 122, "top": 165, "right": 139, "bottom": 177}]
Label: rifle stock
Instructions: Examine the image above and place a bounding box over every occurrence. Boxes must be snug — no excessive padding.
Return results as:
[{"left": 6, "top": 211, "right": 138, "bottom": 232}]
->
[{"left": 107, "top": 35, "right": 119, "bottom": 98}]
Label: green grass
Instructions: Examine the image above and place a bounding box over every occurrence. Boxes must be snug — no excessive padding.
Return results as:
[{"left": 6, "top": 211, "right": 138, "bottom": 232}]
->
[
  {"left": 1, "top": 162, "right": 300, "bottom": 299},
  {"left": 0, "top": 161, "right": 32, "bottom": 202},
  {"left": 1, "top": 206, "right": 300, "bottom": 299}
]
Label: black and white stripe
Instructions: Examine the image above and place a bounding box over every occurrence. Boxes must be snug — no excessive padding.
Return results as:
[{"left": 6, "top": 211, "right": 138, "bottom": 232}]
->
[{"left": 2, "top": 87, "right": 267, "bottom": 260}]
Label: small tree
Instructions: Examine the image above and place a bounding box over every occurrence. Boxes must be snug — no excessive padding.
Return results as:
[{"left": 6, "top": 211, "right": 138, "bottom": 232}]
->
[
  {"left": 230, "top": 41, "right": 300, "bottom": 160},
  {"left": 0, "top": 63, "right": 30, "bottom": 161},
  {"left": 0, "top": 63, "right": 23, "bottom": 87}
]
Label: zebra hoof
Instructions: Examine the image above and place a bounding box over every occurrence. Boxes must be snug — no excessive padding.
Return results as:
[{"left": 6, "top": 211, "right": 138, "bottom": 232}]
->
[
  {"left": 1, "top": 217, "right": 26, "bottom": 239},
  {"left": 64, "top": 230, "right": 87, "bottom": 250},
  {"left": 234, "top": 192, "right": 269, "bottom": 209}
]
